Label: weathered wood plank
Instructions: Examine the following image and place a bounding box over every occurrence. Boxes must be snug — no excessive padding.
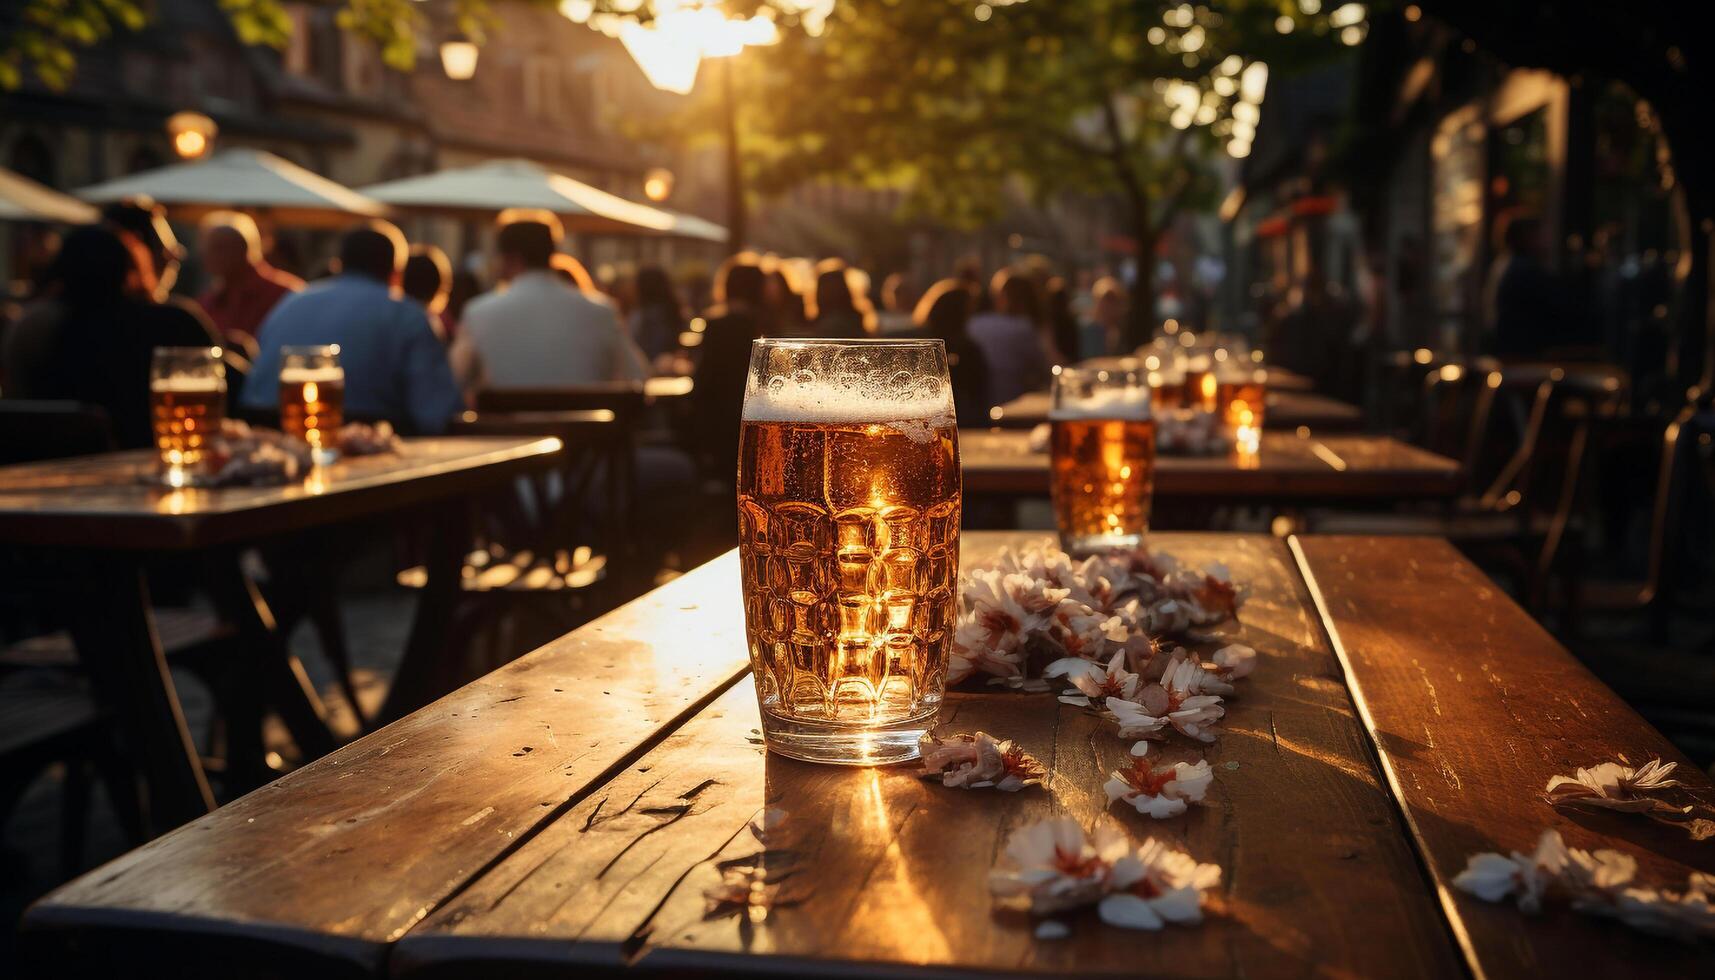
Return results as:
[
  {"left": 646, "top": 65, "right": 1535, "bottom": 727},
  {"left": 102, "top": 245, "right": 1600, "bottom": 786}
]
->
[
  {"left": 22, "top": 551, "right": 752, "bottom": 979},
  {"left": 395, "top": 533, "right": 1461, "bottom": 978},
  {"left": 1291, "top": 535, "right": 1715, "bottom": 980}
]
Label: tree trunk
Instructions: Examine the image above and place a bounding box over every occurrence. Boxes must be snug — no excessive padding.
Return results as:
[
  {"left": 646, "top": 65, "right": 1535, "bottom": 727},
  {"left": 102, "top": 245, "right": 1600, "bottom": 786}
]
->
[
  {"left": 721, "top": 58, "right": 747, "bottom": 254},
  {"left": 1125, "top": 202, "right": 1157, "bottom": 349}
]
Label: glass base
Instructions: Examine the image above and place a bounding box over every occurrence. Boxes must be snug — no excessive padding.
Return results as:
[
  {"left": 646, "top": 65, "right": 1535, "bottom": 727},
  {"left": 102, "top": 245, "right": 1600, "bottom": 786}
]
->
[
  {"left": 1060, "top": 530, "right": 1145, "bottom": 556},
  {"left": 761, "top": 708, "right": 936, "bottom": 766}
]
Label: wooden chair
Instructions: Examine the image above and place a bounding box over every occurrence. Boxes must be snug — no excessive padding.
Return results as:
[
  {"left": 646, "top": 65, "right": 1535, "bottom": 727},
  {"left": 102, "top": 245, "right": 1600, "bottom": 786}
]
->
[
  {"left": 396, "top": 409, "right": 632, "bottom": 679},
  {"left": 1556, "top": 401, "right": 1695, "bottom": 632},
  {"left": 0, "top": 402, "right": 141, "bottom": 869}
]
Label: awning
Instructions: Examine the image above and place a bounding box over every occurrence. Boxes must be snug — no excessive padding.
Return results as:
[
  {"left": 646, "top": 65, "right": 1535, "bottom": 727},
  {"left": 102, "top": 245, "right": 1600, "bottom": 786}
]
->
[
  {"left": 0, "top": 167, "right": 99, "bottom": 223},
  {"left": 358, "top": 159, "right": 726, "bottom": 242},
  {"left": 75, "top": 148, "right": 390, "bottom": 227}
]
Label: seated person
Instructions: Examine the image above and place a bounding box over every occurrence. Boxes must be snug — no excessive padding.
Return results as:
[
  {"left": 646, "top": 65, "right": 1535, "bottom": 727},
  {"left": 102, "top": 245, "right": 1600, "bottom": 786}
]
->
[
  {"left": 459, "top": 211, "right": 646, "bottom": 388},
  {"left": 243, "top": 221, "right": 463, "bottom": 434}
]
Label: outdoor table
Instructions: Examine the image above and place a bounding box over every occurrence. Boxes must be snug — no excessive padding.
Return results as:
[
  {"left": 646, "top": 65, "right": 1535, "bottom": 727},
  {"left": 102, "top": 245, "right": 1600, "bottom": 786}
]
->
[
  {"left": 989, "top": 388, "right": 1364, "bottom": 431},
  {"left": 0, "top": 436, "right": 562, "bottom": 832},
  {"left": 960, "top": 427, "right": 1462, "bottom": 501},
  {"left": 23, "top": 532, "right": 1712, "bottom": 978}
]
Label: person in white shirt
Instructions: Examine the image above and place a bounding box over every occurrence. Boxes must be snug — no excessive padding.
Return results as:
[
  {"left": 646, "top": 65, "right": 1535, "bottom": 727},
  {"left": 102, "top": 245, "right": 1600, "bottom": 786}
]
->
[{"left": 458, "top": 213, "right": 647, "bottom": 389}]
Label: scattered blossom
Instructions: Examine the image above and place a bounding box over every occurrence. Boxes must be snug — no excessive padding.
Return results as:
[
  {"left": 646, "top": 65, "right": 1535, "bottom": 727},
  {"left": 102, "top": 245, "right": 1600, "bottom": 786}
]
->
[
  {"left": 990, "top": 816, "right": 1221, "bottom": 931},
  {"left": 1452, "top": 828, "right": 1568, "bottom": 912},
  {"left": 917, "top": 731, "right": 1046, "bottom": 791},
  {"left": 1210, "top": 643, "right": 1257, "bottom": 679},
  {"left": 1454, "top": 829, "right": 1715, "bottom": 940},
  {"left": 1105, "top": 696, "right": 1168, "bottom": 740},
  {"left": 951, "top": 542, "right": 1248, "bottom": 688},
  {"left": 1097, "top": 837, "right": 1224, "bottom": 930},
  {"left": 1544, "top": 758, "right": 1690, "bottom": 816},
  {"left": 989, "top": 817, "right": 1131, "bottom": 915},
  {"left": 1103, "top": 742, "right": 1213, "bottom": 818},
  {"left": 702, "top": 860, "right": 803, "bottom": 922},
  {"left": 1045, "top": 651, "right": 1141, "bottom": 703}
]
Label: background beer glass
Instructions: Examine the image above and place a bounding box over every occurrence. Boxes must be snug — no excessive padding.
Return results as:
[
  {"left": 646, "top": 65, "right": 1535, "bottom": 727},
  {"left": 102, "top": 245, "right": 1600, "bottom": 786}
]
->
[
  {"left": 279, "top": 345, "right": 345, "bottom": 463},
  {"left": 1050, "top": 366, "right": 1155, "bottom": 554},
  {"left": 737, "top": 338, "right": 960, "bottom": 765},
  {"left": 150, "top": 346, "right": 226, "bottom": 486}
]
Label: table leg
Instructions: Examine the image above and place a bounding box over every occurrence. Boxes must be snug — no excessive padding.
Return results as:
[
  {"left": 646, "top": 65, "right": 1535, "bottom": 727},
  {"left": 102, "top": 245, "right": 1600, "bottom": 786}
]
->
[
  {"left": 67, "top": 556, "right": 213, "bottom": 833},
  {"left": 204, "top": 551, "right": 338, "bottom": 784},
  {"left": 378, "top": 503, "right": 473, "bottom": 723}
]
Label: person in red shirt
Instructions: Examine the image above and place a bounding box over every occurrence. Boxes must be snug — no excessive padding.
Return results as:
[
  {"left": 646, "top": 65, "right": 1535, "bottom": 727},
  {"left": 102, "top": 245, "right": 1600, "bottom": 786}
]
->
[{"left": 197, "top": 211, "right": 303, "bottom": 355}]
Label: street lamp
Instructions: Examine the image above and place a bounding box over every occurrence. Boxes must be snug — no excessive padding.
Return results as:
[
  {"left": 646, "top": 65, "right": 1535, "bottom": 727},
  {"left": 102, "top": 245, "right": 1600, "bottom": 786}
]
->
[
  {"left": 643, "top": 167, "right": 675, "bottom": 202},
  {"left": 440, "top": 40, "right": 479, "bottom": 80},
  {"left": 167, "top": 111, "right": 217, "bottom": 159}
]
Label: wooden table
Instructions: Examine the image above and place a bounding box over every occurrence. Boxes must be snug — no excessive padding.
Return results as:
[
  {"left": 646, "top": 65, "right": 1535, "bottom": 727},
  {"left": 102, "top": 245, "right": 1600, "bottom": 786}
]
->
[
  {"left": 25, "top": 532, "right": 1712, "bottom": 978},
  {"left": 960, "top": 427, "right": 1462, "bottom": 501},
  {"left": 0, "top": 437, "right": 562, "bottom": 832},
  {"left": 989, "top": 388, "right": 1364, "bottom": 432}
]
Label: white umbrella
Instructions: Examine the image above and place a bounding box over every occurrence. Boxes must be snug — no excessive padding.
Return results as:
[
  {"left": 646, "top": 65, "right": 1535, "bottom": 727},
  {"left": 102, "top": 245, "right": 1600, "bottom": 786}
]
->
[
  {"left": 0, "top": 167, "right": 99, "bottom": 223},
  {"left": 359, "top": 159, "right": 726, "bottom": 242},
  {"left": 75, "top": 148, "right": 390, "bottom": 227}
]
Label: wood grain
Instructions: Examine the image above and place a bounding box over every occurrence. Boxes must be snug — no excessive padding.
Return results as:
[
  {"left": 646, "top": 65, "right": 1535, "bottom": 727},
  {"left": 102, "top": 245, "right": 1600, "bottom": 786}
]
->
[
  {"left": 961, "top": 428, "right": 1461, "bottom": 500},
  {"left": 394, "top": 532, "right": 1461, "bottom": 979},
  {"left": 990, "top": 389, "right": 1364, "bottom": 432},
  {"left": 0, "top": 437, "right": 563, "bottom": 550},
  {"left": 22, "top": 552, "right": 753, "bottom": 978},
  {"left": 1291, "top": 535, "right": 1715, "bottom": 980}
]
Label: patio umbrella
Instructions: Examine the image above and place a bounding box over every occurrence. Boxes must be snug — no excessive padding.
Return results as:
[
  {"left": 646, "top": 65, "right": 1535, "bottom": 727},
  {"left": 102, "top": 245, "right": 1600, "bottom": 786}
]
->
[
  {"left": 0, "top": 167, "right": 99, "bottom": 223},
  {"left": 358, "top": 159, "right": 726, "bottom": 242},
  {"left": 75, "top": 148, "right": 390, "bottom": 227}
]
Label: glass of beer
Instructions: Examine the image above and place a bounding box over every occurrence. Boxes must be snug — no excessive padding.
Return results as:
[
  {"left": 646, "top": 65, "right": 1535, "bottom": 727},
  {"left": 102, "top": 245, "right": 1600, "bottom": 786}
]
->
[
  {"left": 150, "top": 346, "right": 227, "bottom": 486},
  {"left": 1050, "top": 366, "right": 1155, "bottom": 555},
  {"left": 737, "top": 338, "right": 960, "bottom": 765},
  {"left": 1218, "top": 366, "right": 1268, "bottom": 455},
  {"left": 1182, "top": 352, "right": 1218, "bottom": 414},
  {"left": 279, "top": 345, "right": 345, "bottom": 463}
]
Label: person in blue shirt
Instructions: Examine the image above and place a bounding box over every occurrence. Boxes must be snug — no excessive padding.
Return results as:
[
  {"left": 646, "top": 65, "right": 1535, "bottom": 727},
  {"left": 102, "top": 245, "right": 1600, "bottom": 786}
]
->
[{"left": 243, "top": 221, "right": 464, "bottom": 434}]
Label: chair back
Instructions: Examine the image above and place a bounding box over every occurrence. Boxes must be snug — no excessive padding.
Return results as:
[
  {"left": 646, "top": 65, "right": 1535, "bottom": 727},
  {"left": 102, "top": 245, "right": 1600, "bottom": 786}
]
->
[
  {"left": 0, "top": 401, "right": 115, "bottom": 466},
  {"left": 475, "top": 384, "right": 648, "bottom": 424}
]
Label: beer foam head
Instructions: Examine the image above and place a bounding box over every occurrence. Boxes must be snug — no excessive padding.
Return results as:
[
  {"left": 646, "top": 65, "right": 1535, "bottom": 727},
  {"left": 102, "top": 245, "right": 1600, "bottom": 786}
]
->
[
  {"left": 150, "top": 375, "right": 226, "bottom": 393},
  {"left": 280, "top": 365, "right": 345, "bottom": 384},
  {"left": 1049, "top": 385, "right": 1151, "bottom": 421},
  {"left": 742, "top": 369, "right": 954, "bottom": 434}
]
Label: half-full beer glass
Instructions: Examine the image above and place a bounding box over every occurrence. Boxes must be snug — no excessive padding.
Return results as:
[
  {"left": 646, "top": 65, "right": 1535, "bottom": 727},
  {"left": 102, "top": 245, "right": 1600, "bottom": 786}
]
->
[
  {"left": 279, "top": 345, "right": 345, "bottom": 462},
  {"left": 737, "top": 339, "right": 960, "bottom": 765},
  {"left": 150, "top": 346, "right": 226, "bottom": 486},
  {"left": 1051, "top": 366, "right": 1155, "bottom": 554}
]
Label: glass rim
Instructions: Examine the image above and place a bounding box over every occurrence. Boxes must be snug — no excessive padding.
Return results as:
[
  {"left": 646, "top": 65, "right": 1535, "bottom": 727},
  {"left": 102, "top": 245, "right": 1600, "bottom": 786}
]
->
[
  {"left": 1053, "top": 364, "right": 1146, "bottom": 383},
  {"left": 282, "top": 344, "right": 342, "bottom": 356},
  {"left": 750, "top": 337, "right": 944, "bottom": 350},
  {"left": 152, "top": 345, "right": 225, "bottom": 359}
]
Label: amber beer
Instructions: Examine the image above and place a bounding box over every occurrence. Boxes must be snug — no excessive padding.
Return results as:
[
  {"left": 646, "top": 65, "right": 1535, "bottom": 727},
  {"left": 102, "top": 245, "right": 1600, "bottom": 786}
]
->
[
  {"left": 1050, "top": 396, "right": 1156, "bottom": 554},
  {"left": 150, "top": 376, "right": 226, "bottom": 471},
  {"left": 1217, "top": 368, "right": 1267, "bottom": 453},
  {"left": 150, "top": 347, "right": 227, "bottom": 483},
  {"left": 279, "top": 363, "right": 345, "bottom": 458},
  {"left": 737, "top": 339, "right": 959, "bottom": 765}
]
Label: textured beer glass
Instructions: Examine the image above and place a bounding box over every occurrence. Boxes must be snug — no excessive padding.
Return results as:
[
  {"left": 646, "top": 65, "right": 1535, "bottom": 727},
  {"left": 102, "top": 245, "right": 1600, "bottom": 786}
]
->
[
  {"left": 737, "top": 339, "right": 960, "bottom": 765},
  {"left": 150, "top": 346, "right": 227, "bottom": 486},
  {"left": 1050, "top": 366, "right": 1156, "bottom": 555},
  {"left": 279, "top": 345, "right": 345, "bottom": 463}
]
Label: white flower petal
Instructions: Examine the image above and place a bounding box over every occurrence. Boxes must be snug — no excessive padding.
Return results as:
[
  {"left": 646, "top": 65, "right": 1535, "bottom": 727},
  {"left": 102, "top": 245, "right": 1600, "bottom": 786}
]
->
[{"left": 1098, "top": 893, "right": 1165, "bottom": 930}]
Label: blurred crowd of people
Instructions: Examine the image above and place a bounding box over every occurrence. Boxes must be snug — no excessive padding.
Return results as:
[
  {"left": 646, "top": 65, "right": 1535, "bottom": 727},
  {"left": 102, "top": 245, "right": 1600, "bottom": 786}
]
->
[{"left": 0, "top": 199, "right": 1138, "bottom": 486}]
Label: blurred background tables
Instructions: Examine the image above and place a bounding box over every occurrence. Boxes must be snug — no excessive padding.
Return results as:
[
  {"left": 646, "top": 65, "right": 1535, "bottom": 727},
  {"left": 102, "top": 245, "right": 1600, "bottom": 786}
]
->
[{"left": 0, "top": 436, "right": 561, "bottom": 833}]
